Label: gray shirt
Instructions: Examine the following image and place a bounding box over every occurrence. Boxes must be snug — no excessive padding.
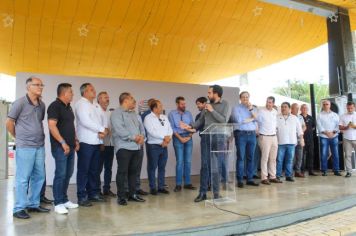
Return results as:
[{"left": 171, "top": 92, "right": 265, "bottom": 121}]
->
[
  {"left": 8, "top": 95, "right": 46, "bottom": 148},
  {"left": 193, "top": 99, "right": 229, "bottom": 130},
  {"left": 111, "top": 107, "right": 145, "bottom": 152}
]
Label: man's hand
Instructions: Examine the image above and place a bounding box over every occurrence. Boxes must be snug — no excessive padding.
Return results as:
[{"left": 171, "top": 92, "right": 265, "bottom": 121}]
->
[
  {"left": 161, "top": 141, "right": 168, "bottom": 147},
  {"left": 247, "top": 102, "right": 253, "bottom": 110},
  {"left": 98, "top": 132, "right": 105, "bottom": 139},
  {"left": 181, "top": 137, "right": 191, "bottom": 144},
  {"left": 164, "top": 136, "right": 171, "bottom": 143},
  {"left": 75, "top": 140, "right": 80, "bottom": 152},
  {"left": 180, "top": 121, "right": 190, "bottom": 130},
  {"left": 205, "top": 104, "right": 214, "bottom": 112},
  {"left": 62, "top": 143, "right": 70, "bottom": 155},
  {"left": 299, "top": 138, "right": 305, "bottom": 147}
]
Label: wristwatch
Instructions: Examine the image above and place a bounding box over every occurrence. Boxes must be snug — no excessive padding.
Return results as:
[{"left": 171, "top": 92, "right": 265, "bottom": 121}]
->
[{"left": 59, "top": 140, "right": 66, "bottom": 145}]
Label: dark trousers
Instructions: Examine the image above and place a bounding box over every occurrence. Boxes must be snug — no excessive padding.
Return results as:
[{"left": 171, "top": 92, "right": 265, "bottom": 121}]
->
[
  {"left": 303, "top": 140, "right": 314, "bottom": 173},
  {"left": 136, "top": 148, "right": 144, "bottom": 191},
  {"left": 76, "top": 143, "right": 101, "bottom": 201},
  {"left": 147, "top": 144, "right": 168, "bottom": 190},
  {"left": 99, "top": 146, "right": 114, "bottom": 192},
  {"left": 200, "top": 134, "right": 220, "bottom": 195},
  {"left": 124, "top": 148, "right": 144, "bottom": 192},
  {"left": 52, "top": 147, "right": 75, "bottom": 206},
  {"left": 116, "top": 149, "right": 140, "bottom": 199}
]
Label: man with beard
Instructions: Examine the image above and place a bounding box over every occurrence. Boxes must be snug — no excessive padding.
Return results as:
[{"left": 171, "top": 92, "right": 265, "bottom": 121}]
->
[
  {"left": 168, "top": 96, "right": 196, "bottom": 192},
  {"left": 181, "top": 85, "right": 229, "bottom": 202}
]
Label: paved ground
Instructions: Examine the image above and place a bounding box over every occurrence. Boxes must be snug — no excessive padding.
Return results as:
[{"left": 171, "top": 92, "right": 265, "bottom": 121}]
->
[{"left": 252, "top": 206, "right": 356, "bottom": 236}]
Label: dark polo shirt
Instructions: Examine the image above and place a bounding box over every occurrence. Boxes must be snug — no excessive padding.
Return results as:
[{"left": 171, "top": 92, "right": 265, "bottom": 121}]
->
[
  {"left": 47, "top": 98, "right": 76, "bottom": 150},
  {"left": 8, "top": 95, "right": 45, "bottom": 148}
]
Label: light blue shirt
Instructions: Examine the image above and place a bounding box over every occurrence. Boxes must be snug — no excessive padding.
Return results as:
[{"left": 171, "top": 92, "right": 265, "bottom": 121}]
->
[
  {"left": 229, "top": 104, "right": 257, "bottom": 131},
  {"left": 317, "top": 111, "right": 339, "bottom": 138},
  {"left": 168, "top": 109, "right": 194, "bottom": 134}
]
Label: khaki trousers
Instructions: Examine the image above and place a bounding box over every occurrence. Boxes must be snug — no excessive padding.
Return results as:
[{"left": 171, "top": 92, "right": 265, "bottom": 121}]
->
[
  {"left": 343, "top": 139, "right": 356, "bottom": 173},
  {"left": 258, "top": 135, "right": 278, "bottom": 180}
]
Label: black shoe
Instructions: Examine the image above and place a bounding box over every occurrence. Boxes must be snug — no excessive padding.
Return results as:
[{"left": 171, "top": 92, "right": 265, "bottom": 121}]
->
[
  {"left": 174, "top": 185, "right": 182, "bottom": 192},
  {"left": 309, "top": 172, "right": 318, "bottom": 176},
  {"left": 322, "top": 171, "right": 327, "bottom": 176},
  {"left": 253, "top": 175, "right": 260, "bottom": 179},
  {"left": 117, "top": 198, "right": 127, "bottom": 206},
  {"left": 136, "top": 189, "right": 149, "bottom": 195},
  {"left": 150, "top": 189, "right": 158, "bottom": 195},
  {"left": 40, "top": 196, "right": 53, "bottom": 204},
  {"left": 286, "top": 177, "right": 295, "bottom": 182},
  {"left": 194, "top": 193, "right": 207, "bottom": 202},
  {"left": 78, "top": 200, "right": 93, "bottom": 207},
  {"left": 27, "top": 206, "right": 50, "bottom": 213},
  {"left": 237, "top": 182, "right": 244, "bottom": 188},
  {"left": 184, "top": 184, "right": 197, "bottom": 190},
  {"left": 13, "top": 210, "right": 30, "bottom": 219},
  {"left": 334, "top": 171, "right": 342, "bottom": 176},
  {"left": 345, "top": 172, "right": 352, "bottom": 178},
  {"left": 158, "top": 189, "right": 170, "bottom": 194},
  {"left": 128, "top": 194, "right": 145, "bottom": 202},
  {"left": 207, "top": 185, "right": 211, "bottom": 191},
  {"left": 246, "top": 181, "right": 259, "bottom": 186},
  {"left": 213, "top": 193, "right": 222, "bottom": 199},
  {"left": 89, "top": 195, "right": 106, "bottom": 202},
  {"left": 103, "top": 190, "right": 116, "bottom": 197}
]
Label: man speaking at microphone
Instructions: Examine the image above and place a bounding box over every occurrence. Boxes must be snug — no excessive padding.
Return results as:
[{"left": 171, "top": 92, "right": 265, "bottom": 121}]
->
[{"left": 180, "top": 85, "right": 229, "bottom": 202}]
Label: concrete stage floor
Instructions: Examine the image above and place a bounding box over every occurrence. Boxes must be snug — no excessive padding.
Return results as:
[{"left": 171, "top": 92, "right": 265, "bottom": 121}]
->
[{"left": 1, "top": 172, "right": 356, "bottom": 236}]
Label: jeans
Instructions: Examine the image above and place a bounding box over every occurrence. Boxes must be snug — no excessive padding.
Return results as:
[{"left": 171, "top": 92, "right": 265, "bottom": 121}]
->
[
  {"left": 99, "top": 146, "right": 114, "bottom": 192},
  {"left": 235, "top": 131, "right": 256, "bottom": 182},
  {"left": 52, "top": 147, "right": 75, "bottom": 206},
  {"left": 320, "top": 136, "right": 340, "bottom": 172},
  {"left": 294, "top": 144, "right": 304, "bottom": 172},
  {"left": 14, "top": 147, "right": 45, "bottom": 213},
  {"left": 200, "top": 134, "right": 220, "bottom": 195},
  {"left": 277, "top": 144, "right": 295, "bottom": 178},
  {"left": 116, "top": 149, "right": 140, "bottom": 199},
  {"left": 76, "top": 143, "right": 101, "bottom": 201},
  {"left": 147, "top": 144, "right": 168, "bottom": 190},
  {"left": 173, "top": 136, "right": 193, "bottom": 186}
]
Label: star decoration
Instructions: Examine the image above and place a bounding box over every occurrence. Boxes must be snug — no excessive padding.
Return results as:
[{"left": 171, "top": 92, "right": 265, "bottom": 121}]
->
[
  {"left": 256, "top": 49, "right": 263, "bottom": 60},
  {"left": 329, "top": 13, "right": 338, "bottom": 23},
  {"left": 149, "top": 34, "right": 159, "bottom": 46},
  {"left": 198, "top": 42, "right": 207, "bottom": 52},
  {"left": 78, "top": 24, "right": 89, "bottom": 37},
  {"left": 2, "top": 14, "right": 14, "bottom": 28},
  {"left": 300, "top": 18, "right": 304, "bottom": 27},
  {"left": 252, "top": 6, "right": 263, "bottom": 16}
]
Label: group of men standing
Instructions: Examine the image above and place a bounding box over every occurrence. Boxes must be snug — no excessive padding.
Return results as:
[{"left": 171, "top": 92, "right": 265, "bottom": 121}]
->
[{"left": 6, "top": 76, "right": 356, "bottom": 220}]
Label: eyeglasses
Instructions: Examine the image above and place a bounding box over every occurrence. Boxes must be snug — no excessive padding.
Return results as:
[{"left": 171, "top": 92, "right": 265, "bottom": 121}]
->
[
  {"left": 158, "top": 118, "right": 165, "bottom": 126},
  {"left": 31, "top": 83, "right": 45, "bottom": 88},
  {"left": 322, "top": 104, "right": 330, "bottom": 106}
]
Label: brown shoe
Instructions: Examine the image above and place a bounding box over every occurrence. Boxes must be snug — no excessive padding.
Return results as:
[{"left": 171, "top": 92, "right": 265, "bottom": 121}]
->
[
  {"left": 295, "top": 172, "right": 305, "bottom": 178},
  {"left": 270, "top": 178, "right": 283, "bottom": 183},
  {"left": 261, "top": 179, "right": 271, "bottom": 185}
]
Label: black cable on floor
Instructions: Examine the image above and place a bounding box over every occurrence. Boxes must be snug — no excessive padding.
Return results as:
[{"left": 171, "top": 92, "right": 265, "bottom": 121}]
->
[{"left": 211, "top": 199, "right": 252, "bottom": 235}]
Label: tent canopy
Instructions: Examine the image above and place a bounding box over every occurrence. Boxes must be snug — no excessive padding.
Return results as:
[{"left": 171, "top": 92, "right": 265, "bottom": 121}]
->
[{"left": 0, "top": 0, "right": 355, "bottom": 84}]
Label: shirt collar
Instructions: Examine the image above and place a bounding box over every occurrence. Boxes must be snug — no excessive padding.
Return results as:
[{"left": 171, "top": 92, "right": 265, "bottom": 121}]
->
[
  {"left": 56, "top": 98, "right": 70, "bottom": 107},
  {"left": 26, "top": 94, "right": 41, "bottom": 106}
]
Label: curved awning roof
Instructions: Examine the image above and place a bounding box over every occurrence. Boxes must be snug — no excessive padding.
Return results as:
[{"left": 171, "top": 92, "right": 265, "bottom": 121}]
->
[{"left": 0, "top": 0, "right": 355, "bottom": 84}]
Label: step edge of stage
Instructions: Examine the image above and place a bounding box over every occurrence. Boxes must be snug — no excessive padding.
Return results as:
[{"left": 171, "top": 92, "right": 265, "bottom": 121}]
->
[{"left": 131, "top": 194, "right": 356, "bottom": 236}]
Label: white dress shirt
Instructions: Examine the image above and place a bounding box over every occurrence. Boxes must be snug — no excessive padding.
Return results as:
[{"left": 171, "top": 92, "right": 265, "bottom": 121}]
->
[
  {"left": 95, "top": 105, "right": 113, "bottom": 146},
  {"left": 339, "top": 112, "right": 356, "bottom": 141},
  {"left": 276, "top": 114, "right": 303, "bottom": 145},
  {"left": 144, "top": 112, "right": 173, "bottom": 145},
  {"left": 257, "top": 107, "right": 277, "bottom": 135},
  {"left": 75, "top": 97, "right": 105, "bottom": 145},
  {"left": 317, "top": 111, "right": 339, "bottom": 139}
]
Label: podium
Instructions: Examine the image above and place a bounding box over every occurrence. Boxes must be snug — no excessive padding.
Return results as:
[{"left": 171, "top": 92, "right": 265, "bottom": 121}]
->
[{"left": 201, "top": 124, "right": 236, "bottom": 205}]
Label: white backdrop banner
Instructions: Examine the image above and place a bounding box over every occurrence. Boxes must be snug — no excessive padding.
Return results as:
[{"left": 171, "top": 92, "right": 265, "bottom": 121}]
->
[{"left": 16, "top": 72, "right": 239, "bottom": 184}]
